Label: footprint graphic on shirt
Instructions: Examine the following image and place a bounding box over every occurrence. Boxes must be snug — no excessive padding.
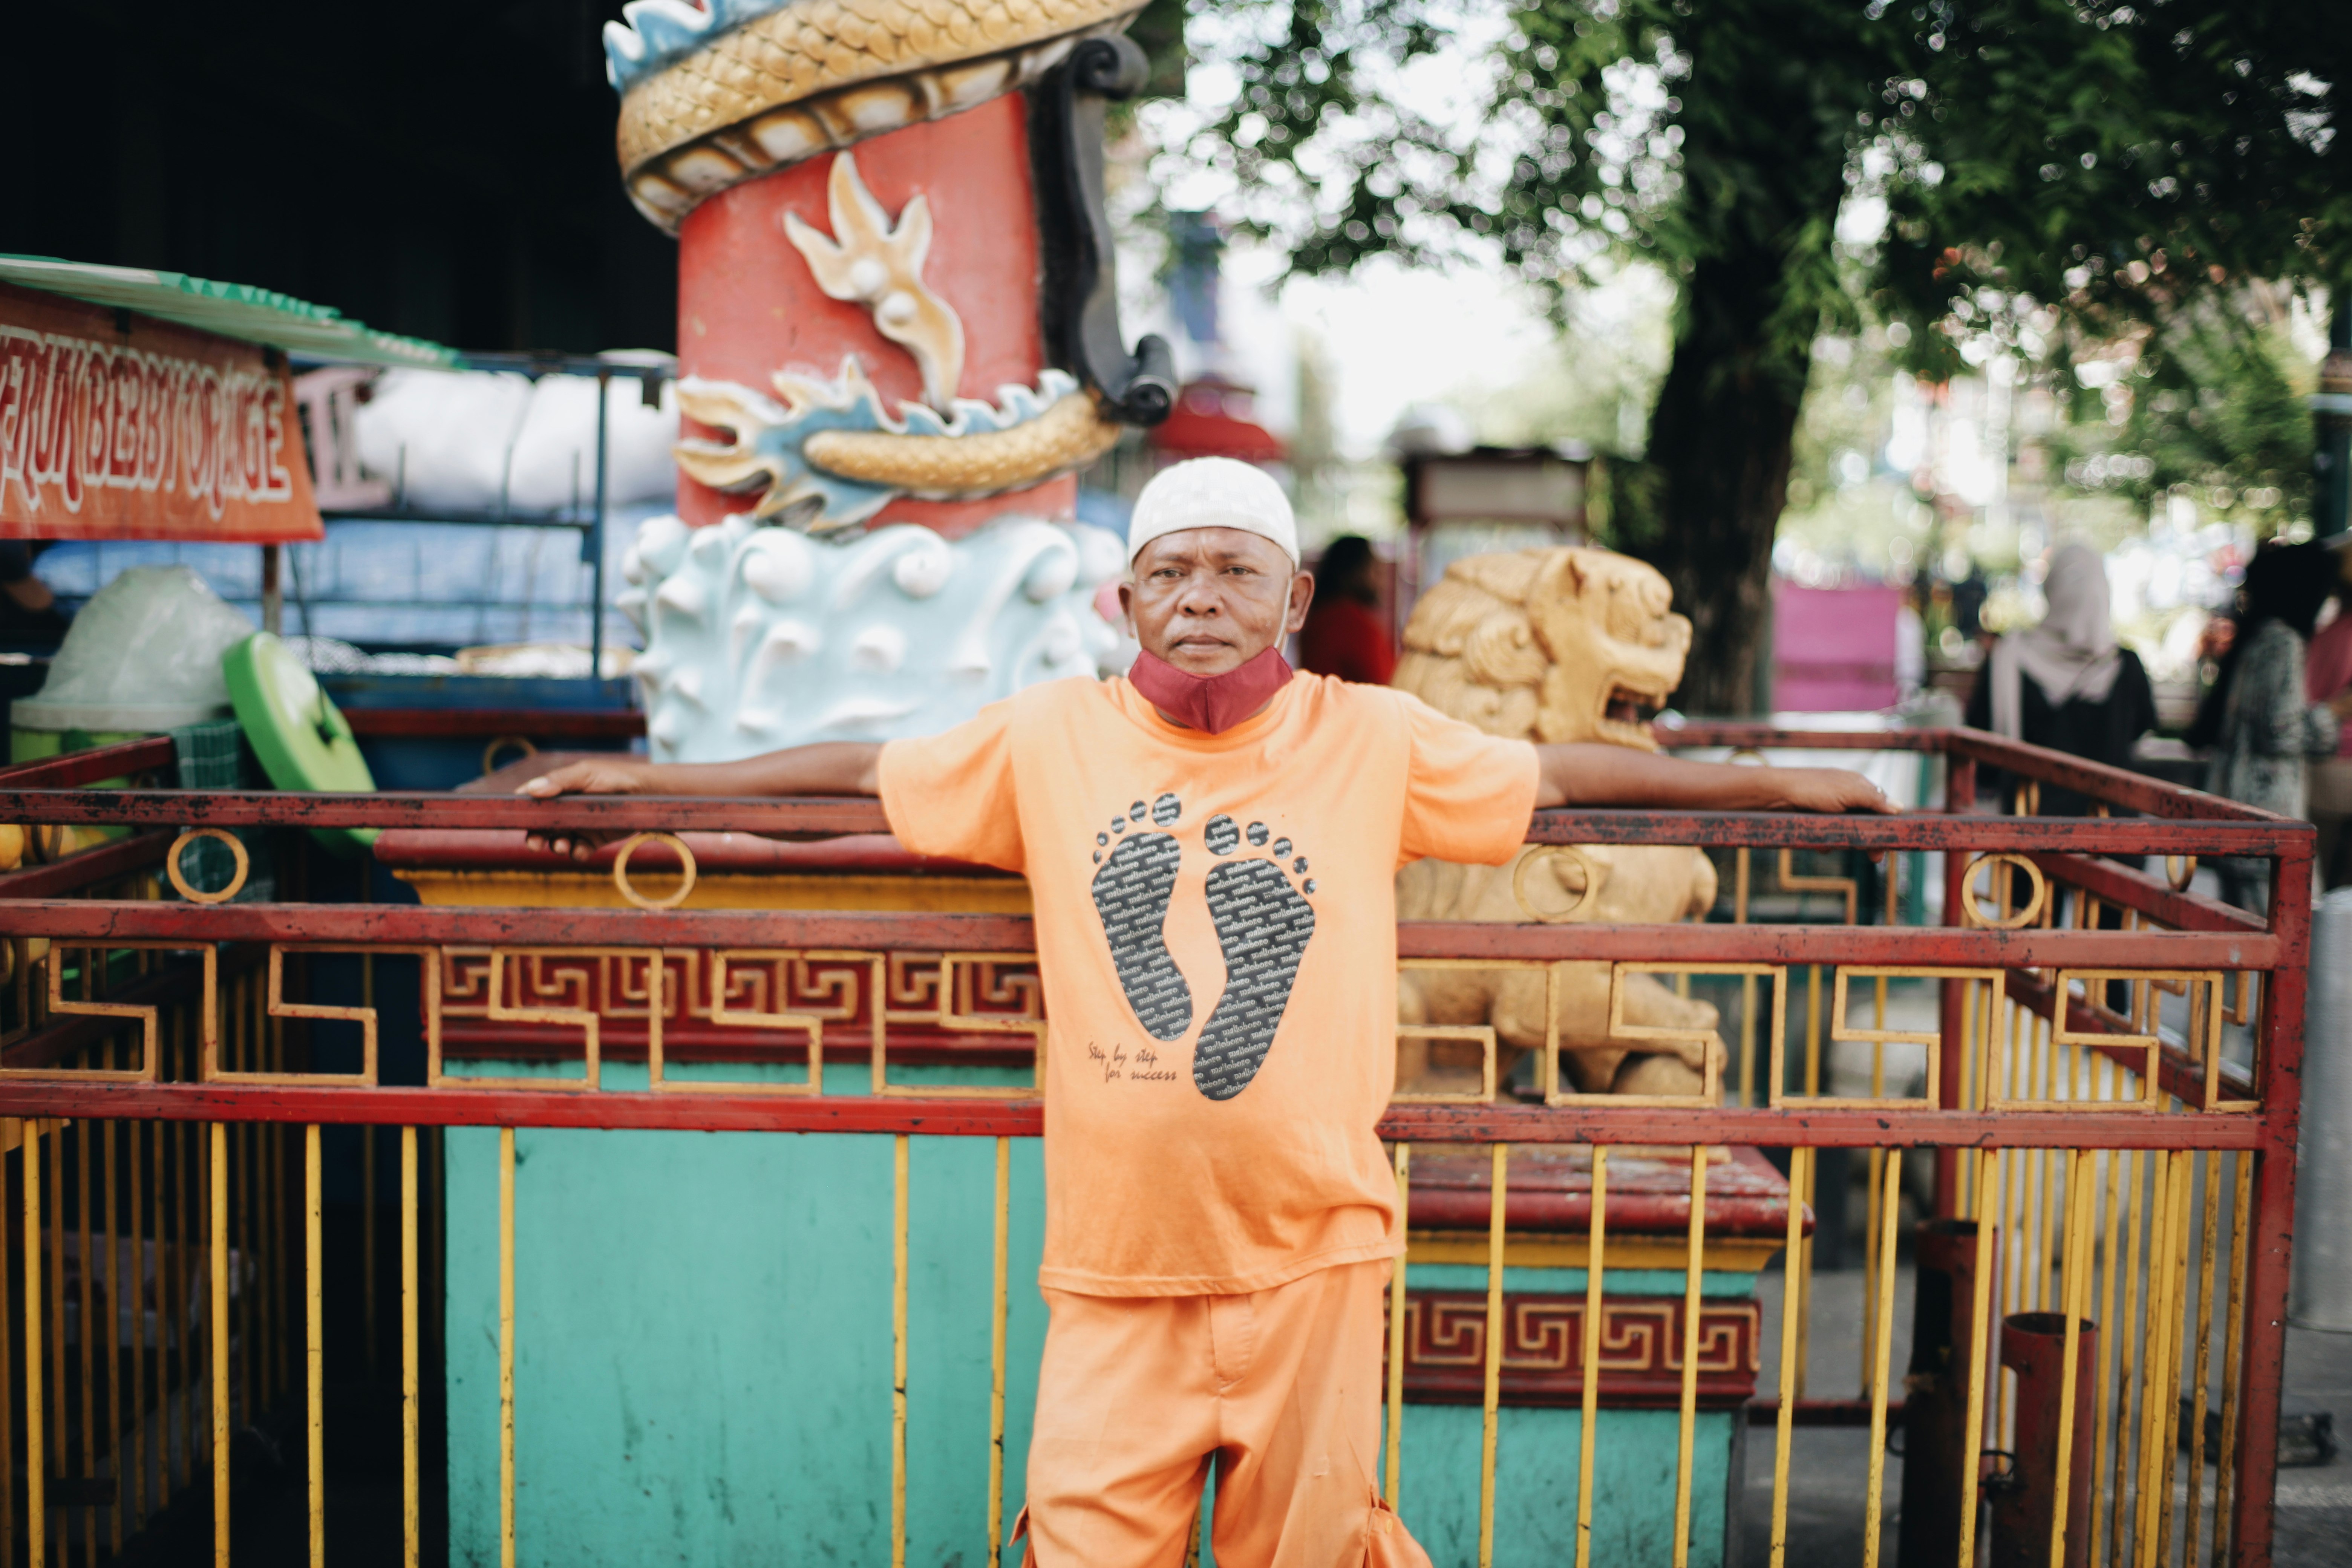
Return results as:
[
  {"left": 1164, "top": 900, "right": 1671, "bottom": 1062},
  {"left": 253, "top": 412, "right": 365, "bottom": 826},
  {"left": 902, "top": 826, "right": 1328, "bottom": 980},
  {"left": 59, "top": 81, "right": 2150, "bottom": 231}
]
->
[
  {"left": 1089, "top": 793, "right": 1193, "bottom": 1040},
  {"left": 1192, "top": 815, "right": 1317, "bottom": 1101}
]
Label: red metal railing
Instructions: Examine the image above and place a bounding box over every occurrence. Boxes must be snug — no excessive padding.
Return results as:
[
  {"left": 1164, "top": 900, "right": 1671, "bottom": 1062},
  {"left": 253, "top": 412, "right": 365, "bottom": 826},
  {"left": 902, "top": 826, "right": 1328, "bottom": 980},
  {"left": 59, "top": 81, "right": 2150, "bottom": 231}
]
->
[{"left": 0, "top": 724, "right": 2310, "bottom": 1568}]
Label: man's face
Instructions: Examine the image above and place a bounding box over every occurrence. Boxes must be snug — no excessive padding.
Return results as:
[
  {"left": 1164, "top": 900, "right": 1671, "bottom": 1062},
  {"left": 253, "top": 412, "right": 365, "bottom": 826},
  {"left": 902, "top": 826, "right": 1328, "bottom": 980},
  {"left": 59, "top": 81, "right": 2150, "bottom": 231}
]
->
[{"left": 1120, "top": 527, "right": 1314, "bottom": 676}]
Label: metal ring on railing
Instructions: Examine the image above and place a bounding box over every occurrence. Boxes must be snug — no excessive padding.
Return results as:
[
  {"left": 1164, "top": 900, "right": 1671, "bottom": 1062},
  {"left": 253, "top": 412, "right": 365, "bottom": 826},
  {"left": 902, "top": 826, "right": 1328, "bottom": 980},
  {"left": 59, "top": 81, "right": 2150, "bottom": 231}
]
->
[
  {"left": 2165, "top": 854, "right": 2197, "bottom": 892},
  {"left": 612, "top": 831, "right": 698, "bottom": 911},
  {"left": 166, "top": 828, "right": 250, "bottom": 905},
  {"left": 483, "top": 735, "right": 539, "bottom": 775},
  {"left": 1957, "top": 852, "right": 2047, "bottom": 930},
  {"left": 1512, "top": 845, "right": 1594, "bottom": 923}
]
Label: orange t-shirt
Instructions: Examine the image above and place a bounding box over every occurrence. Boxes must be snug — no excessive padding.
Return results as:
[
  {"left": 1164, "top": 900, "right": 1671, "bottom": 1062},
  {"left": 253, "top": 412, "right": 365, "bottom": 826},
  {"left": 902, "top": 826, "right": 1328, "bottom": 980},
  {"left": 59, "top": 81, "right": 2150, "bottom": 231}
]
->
[{"left": 877, "top": 672, "right": 1539, "bottom": 1296}]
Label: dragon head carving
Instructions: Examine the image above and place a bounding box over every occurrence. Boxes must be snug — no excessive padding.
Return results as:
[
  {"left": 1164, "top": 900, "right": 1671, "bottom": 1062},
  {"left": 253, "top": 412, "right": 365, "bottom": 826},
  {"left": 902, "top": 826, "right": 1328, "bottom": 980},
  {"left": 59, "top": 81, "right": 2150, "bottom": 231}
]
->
[{"left": 1393, "top": 547, "right": 1692, "bottom": 747}]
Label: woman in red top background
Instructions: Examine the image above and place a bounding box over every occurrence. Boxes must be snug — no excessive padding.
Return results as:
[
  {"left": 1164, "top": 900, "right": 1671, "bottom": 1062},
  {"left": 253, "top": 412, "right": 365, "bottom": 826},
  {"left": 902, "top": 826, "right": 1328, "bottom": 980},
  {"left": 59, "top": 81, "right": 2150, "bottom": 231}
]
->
[{"left": 1296, "top": 534, "right": 1396, "bottom": 685}]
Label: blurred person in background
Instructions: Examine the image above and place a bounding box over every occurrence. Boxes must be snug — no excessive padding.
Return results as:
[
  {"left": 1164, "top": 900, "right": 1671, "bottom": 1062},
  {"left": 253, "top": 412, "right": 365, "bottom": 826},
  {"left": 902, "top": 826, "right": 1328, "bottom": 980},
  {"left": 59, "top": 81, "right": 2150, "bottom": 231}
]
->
[
  {"left": 1965, "top": 542, "right": 2158, "bottom": 815},
  {"left": 1295, "top": 534, "right": 1395, "bottom": 685},
  {"left": 2189, "top": 538, "right": 2352, "bottom": 911},
  {"left": 2303, "top": 534, "right": 2352, "bottom": 887}
]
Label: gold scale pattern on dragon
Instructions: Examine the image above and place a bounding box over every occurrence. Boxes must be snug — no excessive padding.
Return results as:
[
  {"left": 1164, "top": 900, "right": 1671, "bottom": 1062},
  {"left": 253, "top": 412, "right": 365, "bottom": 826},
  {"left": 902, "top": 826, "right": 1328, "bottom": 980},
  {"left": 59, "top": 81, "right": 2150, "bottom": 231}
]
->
[{"left": 618, "top": 0, "right": 1144, "bottom": 229}]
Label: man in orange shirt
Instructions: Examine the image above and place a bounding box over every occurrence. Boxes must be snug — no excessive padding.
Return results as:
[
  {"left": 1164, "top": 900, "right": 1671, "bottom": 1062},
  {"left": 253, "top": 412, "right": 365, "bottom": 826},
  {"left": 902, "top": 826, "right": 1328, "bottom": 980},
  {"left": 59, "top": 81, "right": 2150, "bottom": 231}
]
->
[{"left": 524, "top": 456, "right": 1892, "bottom": 1567}]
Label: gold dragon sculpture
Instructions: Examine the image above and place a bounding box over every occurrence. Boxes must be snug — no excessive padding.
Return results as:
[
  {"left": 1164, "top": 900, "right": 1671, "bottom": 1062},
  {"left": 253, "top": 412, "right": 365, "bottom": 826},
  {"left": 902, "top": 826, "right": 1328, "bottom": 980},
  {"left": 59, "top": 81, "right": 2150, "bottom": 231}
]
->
[{"left": 1393, "top": 547, "right": 1728, "bottom": 1098}]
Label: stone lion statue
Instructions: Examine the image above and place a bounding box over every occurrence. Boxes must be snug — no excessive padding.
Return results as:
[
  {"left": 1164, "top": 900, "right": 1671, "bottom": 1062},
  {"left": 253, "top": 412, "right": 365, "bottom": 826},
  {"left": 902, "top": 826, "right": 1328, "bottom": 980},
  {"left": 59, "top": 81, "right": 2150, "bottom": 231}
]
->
[{"left": 1394, "top": 547, "right": 1726, "bottom": 1098}]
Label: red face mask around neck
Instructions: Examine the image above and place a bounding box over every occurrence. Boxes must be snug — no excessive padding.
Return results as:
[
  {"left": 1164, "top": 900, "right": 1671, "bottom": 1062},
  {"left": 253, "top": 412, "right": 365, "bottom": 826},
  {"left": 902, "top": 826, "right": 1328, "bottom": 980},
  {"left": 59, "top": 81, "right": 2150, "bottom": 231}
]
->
[{"left": 1127, "top": 646, "right": 1294, "bottom": 734}]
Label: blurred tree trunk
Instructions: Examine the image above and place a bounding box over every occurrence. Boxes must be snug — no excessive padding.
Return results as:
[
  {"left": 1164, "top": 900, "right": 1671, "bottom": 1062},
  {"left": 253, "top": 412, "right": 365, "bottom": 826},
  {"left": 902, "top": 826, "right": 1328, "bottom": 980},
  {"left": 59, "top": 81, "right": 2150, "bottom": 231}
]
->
[{"left": 1634, "top": 253, "right": 1811, "bottom": 718}]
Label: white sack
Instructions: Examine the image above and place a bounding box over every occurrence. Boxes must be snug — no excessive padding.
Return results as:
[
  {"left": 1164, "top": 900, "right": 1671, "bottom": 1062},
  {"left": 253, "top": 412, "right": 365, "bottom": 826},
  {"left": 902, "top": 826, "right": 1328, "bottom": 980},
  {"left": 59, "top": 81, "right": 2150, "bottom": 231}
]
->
[
  {"left": 353, "top": 370, "right": 534, "bottom": 514},
  {"left": 505, "top": 372, "right": 680, "bottom": 512}
]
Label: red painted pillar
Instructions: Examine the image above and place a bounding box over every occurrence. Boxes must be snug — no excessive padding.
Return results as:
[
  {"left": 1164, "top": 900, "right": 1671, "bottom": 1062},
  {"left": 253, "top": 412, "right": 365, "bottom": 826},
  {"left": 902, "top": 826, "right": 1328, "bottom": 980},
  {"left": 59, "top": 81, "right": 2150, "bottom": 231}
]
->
[
  {"left": 1988, "top": 1311, "right": 2097, "bottom": 1568},
  {"left": 1897, "top": 1217, "right": 1996, "bottom": 1568}
]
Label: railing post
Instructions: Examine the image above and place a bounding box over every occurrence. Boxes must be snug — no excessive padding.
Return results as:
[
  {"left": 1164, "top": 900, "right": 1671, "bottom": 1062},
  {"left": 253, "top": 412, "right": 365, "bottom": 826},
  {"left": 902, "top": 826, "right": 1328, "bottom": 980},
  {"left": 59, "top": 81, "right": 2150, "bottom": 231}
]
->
[{"left": 2232, "top": 833, "right": 2313, "bottom": 1568}]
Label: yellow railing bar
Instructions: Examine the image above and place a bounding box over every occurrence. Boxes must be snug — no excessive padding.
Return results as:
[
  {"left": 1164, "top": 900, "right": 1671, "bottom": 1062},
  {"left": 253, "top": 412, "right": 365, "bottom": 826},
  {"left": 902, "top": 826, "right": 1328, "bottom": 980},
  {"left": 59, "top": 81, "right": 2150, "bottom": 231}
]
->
[
  {"left": 2164, "top": 1147, "right": 2201, "bottom": 1561},
  {"left": 1804, "top": 966, "right": 1822, "bottom": 1094},
  {"left": 123, "top": 1124, "right": 139, "bottom": 1551},
  {"left": 49, "top": 1124, "right": 64, "bottom": 1554},
  {"left": 2145, "top": 1147, "right": 2173, "bottom": 1561},
  {"left": 1860, "top": 972, "right": 1889, "bottom": 1393},
  {"left": 403, "top": 1125, "right": 421, "bottom": 1568},
  {"left": 212, "top": 1122, "right": 230, "bottom": 1568},
  {"left": 2023, "top": 1016, "right": 2043, "bottom": 1311},
  {"left": 989, "top": 1135, "right": 1009, "bottom": 1568},
  {"left": 1997, "top": 1000, "right": 2021, "bottom": 1446},
  {"left": 365, "top": 1127, "right": 378, "bottom": 1379},
  {"left": 499, "top": 1125, "right": 517, "bottom": 1568},
  {"left": 2183, "top": 1148, "right": 2220, "bottom": 1563},
  {"left": 1671, "top": 1145, "right": 1706, "bottom": 1568},
  {"left": 176, "top": 1115, "right": 193, "bottom": 1497},
  {"left": 364, "top": 936, "right": 378, "bottom": 1380},
  {"left": 271, "top": 1037, "right": 287, "bottom": 1416},
  {"left": 2050, "top": 1148, "right": 2093, "bottom": 1568},
  {"left": 1769, "top": 1145, "right": 1807, "bottom": 1568},
  {"left": 1956, "top": 1148, "right": 1997, "bottom": 1568},
  {"left": 2152, "top": 1148, "right": 2193, "bottom": 1568},
  {"left": 1385, "top": 1142, "right": 1409, "bottom": 1512},
  {"left": 2035, "top": 1015, "right": 2058, "bottom": 1310},
  {"left": 104, "top": 1118, "right": 124, "bottom": 1558},
  {"left": 2213, "top": 1151, "right": 2252, "bottom": 1568},
  {"left": 25, "top": 1117, "right": 44, "bottom": 1568},
  {"left": 233, "top": 983, "right": 251, "bottom": 1433},
  {"left": 2110, "top": 1142, "right": 2146, "bottom": 1565},
  {"left": 1959, "top": 982, "right": 1978, "bottom": 1212},
  {"left": 77, "top": 1120, "right": 94, "bottom": 1568},
  {"left": 1575, "top": 1145, "right": 1606, "bottom": 1568},
  {"left": 2093, "top": 1082, "right": 2123, "bottom": 1568},
  {"left": 1478, "top": 1142, "right": 1506, "bottom": 1568},
  {"left": 307, "top": 1123, "right": 326, "bottom": 1568},
  {"left": 1794, "top": 969, "right": 1819, "bottom": 1400},
  {"left": 1860, "top": 1144, "right": 1901, "bottom": 1568},
  {"left": 6, "top": 1118, "right": 18, "bottom": 1560},
  {"left": 893, "top": 1132, "right": 910, "bottom": 1568},
  {"left": 1733, "top": 849, "right": 1755, "bottom": 1106}
]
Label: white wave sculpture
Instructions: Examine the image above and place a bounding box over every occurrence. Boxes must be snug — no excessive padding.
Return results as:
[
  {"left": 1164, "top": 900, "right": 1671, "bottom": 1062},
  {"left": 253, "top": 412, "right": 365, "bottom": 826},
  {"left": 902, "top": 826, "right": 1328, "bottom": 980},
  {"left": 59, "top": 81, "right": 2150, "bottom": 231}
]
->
[{"left": 618, "top": 512, "right": 1129, "bottom": 761}]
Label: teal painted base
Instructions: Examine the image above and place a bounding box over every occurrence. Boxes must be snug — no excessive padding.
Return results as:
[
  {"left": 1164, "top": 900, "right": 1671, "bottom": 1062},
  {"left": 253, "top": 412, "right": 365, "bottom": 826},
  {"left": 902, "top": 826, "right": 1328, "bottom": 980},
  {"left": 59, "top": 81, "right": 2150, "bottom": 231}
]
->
[
  {"left": 446, "top": 1062, "right": 1752, "bottom": 1566},
  {"left": 1367, "top": 1406, "right": 1738, "bottom": 1568},
  {"left": 446, "top": 1061, "right": 1048, "bottom": 1568}
]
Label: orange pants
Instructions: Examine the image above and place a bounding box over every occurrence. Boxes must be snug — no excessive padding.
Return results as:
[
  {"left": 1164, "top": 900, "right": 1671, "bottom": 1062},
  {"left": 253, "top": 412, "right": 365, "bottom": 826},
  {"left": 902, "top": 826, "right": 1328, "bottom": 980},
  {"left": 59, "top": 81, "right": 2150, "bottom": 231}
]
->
[{"left": 1019, "top": 1259, "right": 1429, "bottom": 1568}]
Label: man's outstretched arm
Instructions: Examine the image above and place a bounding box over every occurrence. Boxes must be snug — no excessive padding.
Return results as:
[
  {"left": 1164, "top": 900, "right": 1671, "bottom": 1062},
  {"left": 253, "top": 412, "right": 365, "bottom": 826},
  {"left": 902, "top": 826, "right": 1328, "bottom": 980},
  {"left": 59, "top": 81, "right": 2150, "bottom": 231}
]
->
[
  {"left": 1534, "top": 743, "right": 1897, "bottom": 815},
  {"left": 516, "top": 743, "right": 883, "bottom": 859}
]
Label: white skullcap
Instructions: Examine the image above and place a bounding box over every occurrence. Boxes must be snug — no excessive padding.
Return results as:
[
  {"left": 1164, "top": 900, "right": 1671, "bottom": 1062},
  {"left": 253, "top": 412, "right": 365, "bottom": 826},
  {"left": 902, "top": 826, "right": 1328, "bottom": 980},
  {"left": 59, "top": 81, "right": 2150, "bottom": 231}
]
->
[{"left": 1127, "top": 458, "right": 1299, "bottom": 567}]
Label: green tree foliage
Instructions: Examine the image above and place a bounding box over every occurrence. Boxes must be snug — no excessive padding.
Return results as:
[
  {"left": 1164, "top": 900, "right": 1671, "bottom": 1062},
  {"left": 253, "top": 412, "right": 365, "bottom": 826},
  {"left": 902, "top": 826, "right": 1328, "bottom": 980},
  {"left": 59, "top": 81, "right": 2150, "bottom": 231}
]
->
[
  {"left": 1874, "top": 3, "right": 2350, "bottom": 378},
  {"left": 1176, "top": 0, "right": 2348, "bottom": 712},
  {"left": 2047, "top": 296, "right": 2315, "bottom": 535}
]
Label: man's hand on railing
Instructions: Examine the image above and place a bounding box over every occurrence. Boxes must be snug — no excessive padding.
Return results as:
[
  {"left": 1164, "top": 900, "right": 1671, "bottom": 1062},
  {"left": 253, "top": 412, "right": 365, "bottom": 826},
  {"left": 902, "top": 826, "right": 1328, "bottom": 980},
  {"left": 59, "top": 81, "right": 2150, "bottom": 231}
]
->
[
  {"left": 1533, "top": 743, "right": 1900, "bottom": 816},
  {"left": 518, "top": 743, "right": 884, "bottom": 861}
]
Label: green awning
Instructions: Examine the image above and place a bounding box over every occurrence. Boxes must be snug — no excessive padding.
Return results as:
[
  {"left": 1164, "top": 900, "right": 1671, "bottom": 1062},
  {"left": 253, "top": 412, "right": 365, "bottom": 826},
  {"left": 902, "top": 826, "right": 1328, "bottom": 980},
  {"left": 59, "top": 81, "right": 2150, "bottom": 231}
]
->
[{"left": 0, "top": 255, "right": 460, "bottom": 369}]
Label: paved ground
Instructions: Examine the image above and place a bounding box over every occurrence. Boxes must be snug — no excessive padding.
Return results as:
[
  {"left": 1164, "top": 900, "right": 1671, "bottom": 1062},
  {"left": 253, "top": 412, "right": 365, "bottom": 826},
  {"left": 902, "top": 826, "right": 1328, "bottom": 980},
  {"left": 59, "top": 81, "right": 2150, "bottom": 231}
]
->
[{"left": 1747, "top": 1265, "right": 2352, "bottom": 1567}]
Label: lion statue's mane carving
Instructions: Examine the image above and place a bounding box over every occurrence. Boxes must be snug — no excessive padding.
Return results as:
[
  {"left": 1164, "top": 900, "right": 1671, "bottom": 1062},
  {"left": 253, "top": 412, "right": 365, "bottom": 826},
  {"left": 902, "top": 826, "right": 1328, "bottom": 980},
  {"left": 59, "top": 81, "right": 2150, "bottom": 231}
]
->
[{"left": 1393, "top": 547, "right": 1726, "bottom": 1098}]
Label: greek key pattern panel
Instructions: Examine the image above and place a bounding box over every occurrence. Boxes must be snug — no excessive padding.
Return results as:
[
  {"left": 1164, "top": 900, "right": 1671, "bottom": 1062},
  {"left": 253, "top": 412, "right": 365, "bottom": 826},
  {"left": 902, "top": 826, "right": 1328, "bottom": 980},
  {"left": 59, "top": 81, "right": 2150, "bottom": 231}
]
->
[
  {"left": 1389, "top": 1291, "right": 1762, "bottom": 1409},
  {"left": 436, "top": 947, "right": 1043, "bottom": 1061}
]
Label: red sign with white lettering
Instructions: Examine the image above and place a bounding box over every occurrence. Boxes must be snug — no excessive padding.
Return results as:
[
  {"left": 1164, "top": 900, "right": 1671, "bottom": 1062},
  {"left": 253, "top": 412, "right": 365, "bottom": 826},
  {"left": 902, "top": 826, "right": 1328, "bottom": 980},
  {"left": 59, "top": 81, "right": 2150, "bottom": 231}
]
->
[{"left": 0, "top": 280, "right": 322, "bottom": 542}]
